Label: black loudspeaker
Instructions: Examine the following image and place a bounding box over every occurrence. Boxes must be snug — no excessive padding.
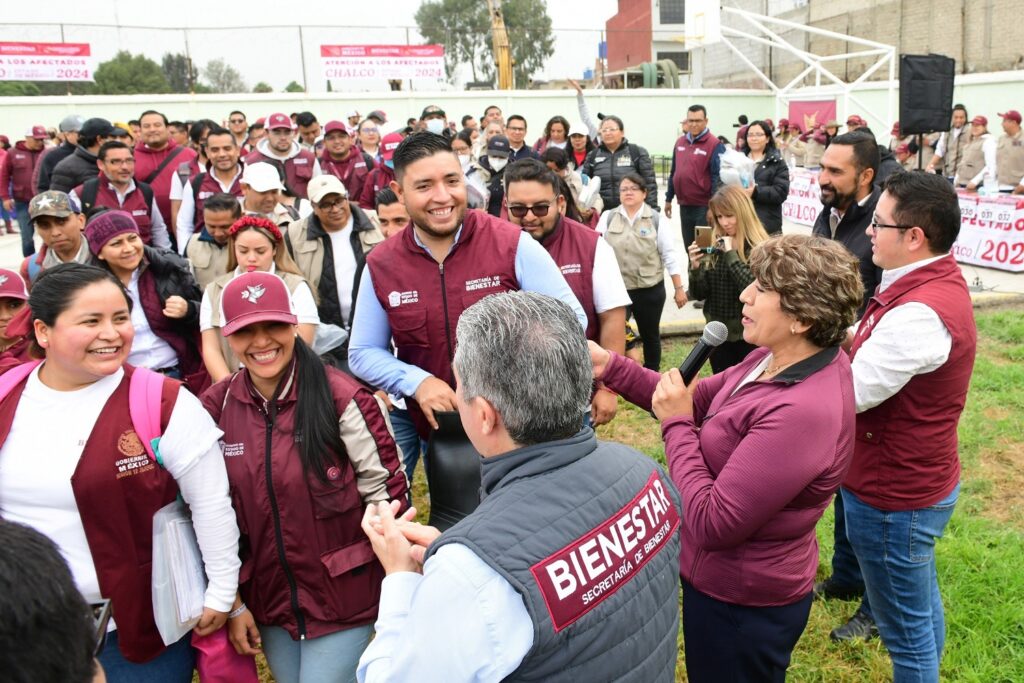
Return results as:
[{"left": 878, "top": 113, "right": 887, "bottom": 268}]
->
[{"left": 899, "top": 54, "right": 956, "bottom": 135}]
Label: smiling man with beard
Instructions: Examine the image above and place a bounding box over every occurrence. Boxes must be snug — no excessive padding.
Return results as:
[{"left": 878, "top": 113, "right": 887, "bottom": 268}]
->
[
  {"left": 811, "top": 131, "right": 882, "bottom": 318},
  {"left": 348, "top": 132, "right": 587, "bottom": 439}
]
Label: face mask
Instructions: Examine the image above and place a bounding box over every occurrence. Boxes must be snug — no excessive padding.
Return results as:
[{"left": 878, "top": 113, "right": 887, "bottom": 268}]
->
[
  {"left": 458, "top": 154, "right": 472, "bottom": 169},
  {"left": 488, "top": 156, "right": 508, "bottom": 172},
  {"left": 426, "top": 119, "right": 446, "bottom": 135},
  {"left": 385, "top": 159, "right": 395, "bottom": 169}
]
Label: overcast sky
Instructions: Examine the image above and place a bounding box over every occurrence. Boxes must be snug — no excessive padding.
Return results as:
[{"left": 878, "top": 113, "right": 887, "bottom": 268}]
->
[{"left": 0, "top": 0, "right": 619, "bottom": 91}]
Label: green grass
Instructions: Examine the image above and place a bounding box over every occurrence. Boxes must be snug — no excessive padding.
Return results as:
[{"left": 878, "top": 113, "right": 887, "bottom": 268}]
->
[
  {"left": 591, "top": 310, "right": 1024, "bottom": 681},
  {"left": 251, "top": 309, "right": 1024, "bottom": 682}
]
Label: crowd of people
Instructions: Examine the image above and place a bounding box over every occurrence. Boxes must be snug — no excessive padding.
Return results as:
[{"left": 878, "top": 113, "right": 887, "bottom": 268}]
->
[{"left": 0, "top": 94, "right": 985, "bottom": 683}]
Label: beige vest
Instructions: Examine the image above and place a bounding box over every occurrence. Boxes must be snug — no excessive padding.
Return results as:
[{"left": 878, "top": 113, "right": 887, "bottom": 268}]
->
[
  {"left": 956, "top": 136, "right": 987, "bottom": 185},
  {"left": 942, "top": 128, "right": 972, "bottom": 177},
  {"left": 784, "top": 138, "right": 806, "bottom": 166},
  {"left": 803, "top": 139, "right": 825, "bottom": 167},
  {"left": 997, "top": 130, "right": 1024, "bottom": 187},
  {"left": 185, "top": 237, "right": 230, "bottom": 291},
  {"left": 603, "top": 204, "right": 664, "bottom": 290},
  {"left": 285, "top": 214, "right": 383, "bottom": 293},
  {"left": 206, "top": 270, "right": 309, "bottom": 372}
]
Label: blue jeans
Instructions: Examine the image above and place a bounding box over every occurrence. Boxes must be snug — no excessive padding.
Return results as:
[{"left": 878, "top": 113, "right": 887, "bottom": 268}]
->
[
  {"left": 390, "top": 407, "right": 425, "bottom": 482},
  {"left": 843, "top": 484, "right": 959, "bottom": 683},
  {"left": 830, "top": 492, "right": 865, "bottom": 591},
  {"left": 14, "top": 201, "right": 35, "bottom": 256},
  {"left": 259, "top": 623, "right": 372, "bottom": 683},
  {"left": 97, "top": 630, "right": 195, "bottom": 683}
]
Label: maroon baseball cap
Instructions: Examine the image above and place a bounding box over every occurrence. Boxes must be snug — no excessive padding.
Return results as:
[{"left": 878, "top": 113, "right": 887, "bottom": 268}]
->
[
  {"left": 26, "top": 125, "right": 47, "bottom": 140},
  {"left": 324, "top": 120, "right": 350, "bottom": 136},
  {"left": 381, "top": 132, "right": 403, "bottom": 161},
  {"left": 265, "top": 113, "right": 294, "bottom": 131},
  {"left": 971, "top": 115, "right": 988, "bottom": 126},
  {"left": 846, "top": 115, "right": 867, "bottom": 126},
  {"left": 0, "top": 268, "right": 29, "bottom": 301},
  {"left": 220, "top": 272, "right": 297, "bottom": 336},
  {"left": 999, "top": 110, "right": 1022, "bottom": 124}
]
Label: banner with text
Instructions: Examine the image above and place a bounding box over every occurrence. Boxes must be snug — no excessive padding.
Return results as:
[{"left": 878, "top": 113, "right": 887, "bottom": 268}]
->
[
  {"left": 788, "top": 100, "right": 837, "bottom": 135},
  {"left": 951, "top": 191, "right": 1024, "bottom": 272},
  {"left": 784, "top": 169, "right": 1024, "bottom": 272},
  {"left": 0, "top": 42, "right": 94, "bottom": 81},
  {"left": 783, "top": 167, "right": 824, "bottom": 227},
  {"left": 320, "top": 45, "right": 445, "bottom": 81}
]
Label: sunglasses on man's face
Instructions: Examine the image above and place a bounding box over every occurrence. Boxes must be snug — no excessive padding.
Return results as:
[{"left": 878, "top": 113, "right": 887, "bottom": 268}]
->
[{"left": 507, "top": 202, "right": 553, "bottom": 219}]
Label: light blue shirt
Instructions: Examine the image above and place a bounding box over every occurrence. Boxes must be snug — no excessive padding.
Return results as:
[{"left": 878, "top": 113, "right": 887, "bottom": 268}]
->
[
  {"left": 357, "top": 543, "right": 533, "bottom": 683},
  {"left": 349, "top": 227, "right": 587, "bottom": 398}
]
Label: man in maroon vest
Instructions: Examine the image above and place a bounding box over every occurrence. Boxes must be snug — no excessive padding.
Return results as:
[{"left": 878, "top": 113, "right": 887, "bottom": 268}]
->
[
  {"left": 320, "top": 120, "right": 374, "bottom": 208},
  {"left": 70, "top": 141, "right": 171, "bottom": 249},
  {"left": 133, "top": 110, "right": 196, "bottom": 226},
  {"left": 504, "top": 158, "right": 630, "bottom": 426},
  {"left": 0, "top": 124, "right": 47, "bottom": 256},
  {"left": 834, "top": 171, "right": 976, "bottom": 681},
  {"left": 245, "top": 112, "right": 322, "bottom": 200},
  {"left": 174, "top": 126, "right": 244, "bottom": 253},
  {"left": 665, "top": 104, "right": 724, "bottom": 250},
  {"left": 348, "top": 132, "right": 587, "bottom": 437}
]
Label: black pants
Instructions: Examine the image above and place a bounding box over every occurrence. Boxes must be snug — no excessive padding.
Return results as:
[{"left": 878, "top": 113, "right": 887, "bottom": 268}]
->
[
  {"left": 626, "top": 281, "right": 666, "bottom": 371},
  {"left": 682, "top": 580, "right": 813, "bottom": 683},
  {"left": 679, "top": 204, "right": 709, "bottom": 250},
  {"left": 710, "top": 339, "right": 757, "bottom": 374}
]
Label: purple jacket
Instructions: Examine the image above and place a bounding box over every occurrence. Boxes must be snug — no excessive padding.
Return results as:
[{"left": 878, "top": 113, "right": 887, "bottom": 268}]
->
[{"left": 601, "top": 345, "right": 855, "bottom": 607}]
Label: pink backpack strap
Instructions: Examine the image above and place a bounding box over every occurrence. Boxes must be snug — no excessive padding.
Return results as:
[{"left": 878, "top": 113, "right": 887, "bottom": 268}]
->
[
  {"left": 0, "top": 360, "right": 43, "bottom": 402},
  {"left": 128, "top": 367, "right": 168, "bottom": 466}
]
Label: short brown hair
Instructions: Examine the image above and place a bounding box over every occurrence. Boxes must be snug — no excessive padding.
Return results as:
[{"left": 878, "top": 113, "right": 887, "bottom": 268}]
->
[{"left": 748, "top": 234, "right": 863, "bottom": 347}]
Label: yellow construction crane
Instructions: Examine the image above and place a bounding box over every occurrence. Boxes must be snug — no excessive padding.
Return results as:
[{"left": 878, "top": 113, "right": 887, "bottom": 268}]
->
[{"left": 486, "top": 0, "right": 514, "bottom": 89}]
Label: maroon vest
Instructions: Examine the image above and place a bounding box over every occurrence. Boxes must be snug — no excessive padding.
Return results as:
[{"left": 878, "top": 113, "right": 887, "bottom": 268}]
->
[
  {"left": 671, "top": 130, "right": 720, "bottom": 206},
  {"left": 320, "top": 150, "right": 371, "bottom": 204},
  {"left": 191, "top": 167, "right": 245, "bottom": 231},
  {"left": 543, "top": 216, "right": 600, "bottom": 341},
  {"left": 0, "top": 366, "right": 178, "bottom": 662},
  {"left": 357, "top": 165, "right": 396, "bottom": 210},
  {"left": 245, "top": 148, "right": 317, "bottom": 199},
  {"left": 201, "top": 366, "right": 406, "bottom": 640},
  {"left": 846, "top": 255, "right": 976, "bottom": 510},
  {"left": 76, "top": 179, "right": 155, "bottom": 244},
  {"left": 367, "top": 210, "right": 521, "bottom": 434}
]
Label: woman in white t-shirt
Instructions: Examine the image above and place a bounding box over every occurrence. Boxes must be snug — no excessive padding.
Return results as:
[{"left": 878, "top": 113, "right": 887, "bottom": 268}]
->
[
  {"left": 200, "top": 216, "right": 319, "bottom": 383},
  {"left": 0, "top": 263, "right": 240, "bottom": 681}
]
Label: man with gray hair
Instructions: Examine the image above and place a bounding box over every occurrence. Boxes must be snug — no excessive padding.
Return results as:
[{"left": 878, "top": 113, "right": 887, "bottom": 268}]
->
[{"left": 358, "top": 291, "right": 682, "bottom": 682}]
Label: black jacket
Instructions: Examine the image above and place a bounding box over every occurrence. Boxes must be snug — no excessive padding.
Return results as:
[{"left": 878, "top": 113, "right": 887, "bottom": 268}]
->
[
  {"left": 284, "top": 205, "right": 377, "bottom": 330},
  {"left": 875, "top": 145, "right": 903, "bottom": 188},
  {"left": 36, "top": 142, "right": 77, "bottom": 193},
  {"left": 749, "top": 149, "right": 790, "bottom": 235},
  {"left": 49, "top": 146, "right": 100, "bottom": 194},
  {"left": 811, "top": 187, "right": 882, "bottom": 316},
  {"left": 581, "top": 139, "right": 659, "bottom": 212}
]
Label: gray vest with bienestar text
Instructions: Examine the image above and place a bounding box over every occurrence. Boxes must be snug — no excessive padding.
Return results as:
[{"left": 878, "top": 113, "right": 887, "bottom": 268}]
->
[{"left": 425, "top": 430, "right": 682, "bottom": 682}]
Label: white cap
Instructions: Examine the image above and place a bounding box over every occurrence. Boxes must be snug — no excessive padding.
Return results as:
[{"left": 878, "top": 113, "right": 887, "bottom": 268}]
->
[
  {"left": 307, "top": 175, "right": 348, "bottom": 203},
  {"left": 568, "top": 122, "right": 589, "bottom": 137},
  {"left": 346, "top": 109, "right": 361, "bottom": 119},
  {"left": 241, "top": 163, "right": 284, "bottom": 192}
]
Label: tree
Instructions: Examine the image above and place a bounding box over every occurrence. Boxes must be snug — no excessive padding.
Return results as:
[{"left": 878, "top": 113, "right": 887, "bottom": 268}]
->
[
  {"left": 93, "top": 51, "right": 170, "bottom": 94},
  {"left": 252, "top": 81, "right": 273, "bottom": 93},
  {"left": 0, "top": 82, "right": 41, "bottom": 96},
  {"left": 415, "top": 0, "right": 554, "bottom": 87},
  {"left": 202, "top": 58, "right": 247, "bottom": 94},
  {"left": 162, "top": 52, "right": 198, "bottom": 93},
  {"left": 283, "top": 80, "right": 305, "bottom": 93}
]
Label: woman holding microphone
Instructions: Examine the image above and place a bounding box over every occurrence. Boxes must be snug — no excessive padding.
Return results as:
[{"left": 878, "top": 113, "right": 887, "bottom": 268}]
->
[{"left": 592, "top": 234, "right": 862, "bottom": 682}]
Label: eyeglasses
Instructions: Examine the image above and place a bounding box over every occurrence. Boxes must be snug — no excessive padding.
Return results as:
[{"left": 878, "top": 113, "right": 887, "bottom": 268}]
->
[
  {"left": 229, "top": 118, "right": 245, "bottom": 124},
  {"left": 619, "top": 185, "right": 642, "bottom": 194},
  {"left": 506, "top": 126, "right": 526, "bottom": 133},
  {"left": 361, "top": 127, "right": 379, "bottom": 134},
  {"left": 870, "top": 217, "right": 913, "bottom": 233},
  {"left": 105, "top": 158, "right": 135, "bottom": 166},
  {"left": 508, "top": 202, "right": 553, "bottom": 218},
  {"left": 317, "top": 197, "right": 349, "bottom": 211}
]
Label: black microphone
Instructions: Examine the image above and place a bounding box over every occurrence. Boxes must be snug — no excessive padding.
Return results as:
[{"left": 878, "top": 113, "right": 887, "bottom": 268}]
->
[{"left": 678, "top": 321, "right": 729, "bottom": 384}]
